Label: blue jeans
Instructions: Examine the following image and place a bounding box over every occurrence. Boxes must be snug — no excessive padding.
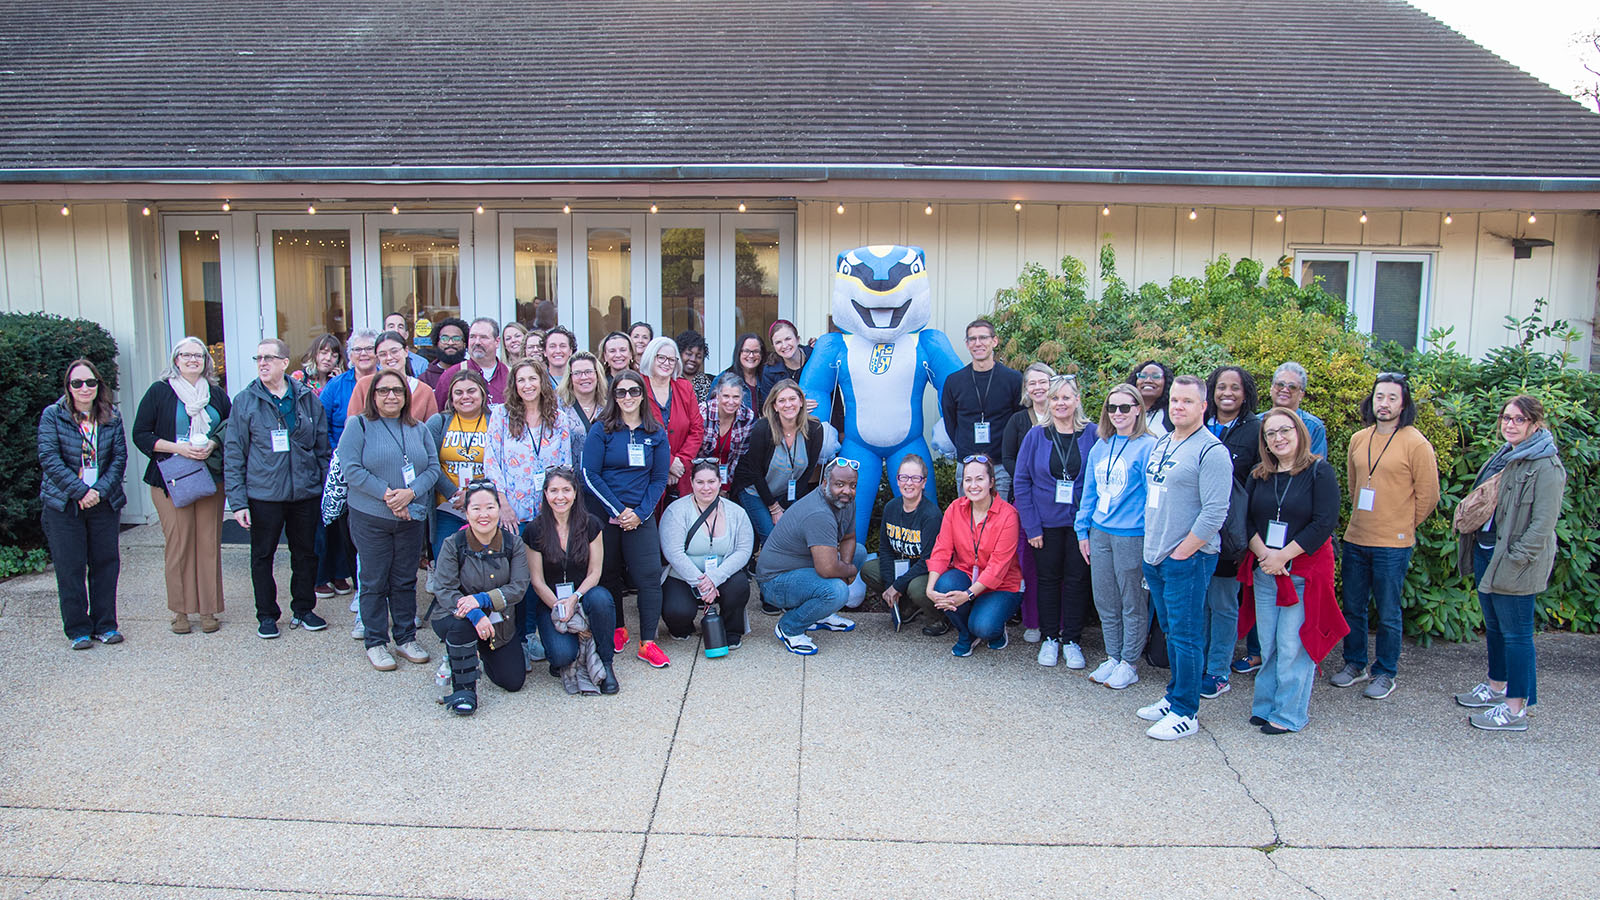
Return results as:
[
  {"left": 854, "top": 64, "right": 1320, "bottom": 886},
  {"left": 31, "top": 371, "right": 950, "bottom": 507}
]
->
[
  {"left": 431, "top": 509, "right": 467, "bottom": 561},
  {"left": 1473, "top": 544, "right": 1538, "bottom": 704},
  {"left": 934, "top": 570, "right": 1023, "bottom": 648},
  {"left": 739, "top": 487, "right": 775, "bottom": 545},
  {"left": 1204, "top": 575, "right": 1241, "bottom": 679},
  {"left": 1252, "top": 570, "right": 1314, "bottom": 731},
  {"left": 532, "top": 586, "right": 618, "bottom": 669},
  {"left": 761, "top": 544, "right": 866, "bottom": 636},
  {"left": 1143, "top": 552, "right": 1219, "bottom": 719},
  {"left": 1340, "top": 543, "right": 1413, "bottom": 677}
]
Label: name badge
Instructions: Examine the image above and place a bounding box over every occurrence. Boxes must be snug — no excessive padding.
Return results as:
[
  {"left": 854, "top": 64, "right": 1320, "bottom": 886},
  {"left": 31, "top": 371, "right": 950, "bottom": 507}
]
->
[
  {"left": 555, "top": 582, "right": 575, "bottom": 600},
  {"left": 401, "top": 462, "right": 416, "bottom": 486},
  {"left": 787, "top": 479, "right": 797, "bottom": 502},
  {"left": 532, "top": 470, "right": 546, "bottom": 492},
  {"left": 270, "top": 428, "right": 290, "bottom": 453},
  {"left": 894, "top": 558, "right": 910, "bottom": 578},
  {"left": 704, "top": 555, "right": 719, "bottom": 571},
  {"left": 1266, "top": 520, "right": 1288, "bottom": 549},
  {"left": 719, "top": 464, "right": 730, "bottom": 484},
  {"left": 1146, "top": 484, "right": 1164, "bottom": 509},
  {"left": 627, "top": 442, "right": 646, "bottom": 467},
  {"left": 1097, "top": 493, "right": 1111, "bottom": 515},
  {"left": 1055, "top": 479, "right": 1074, "bottom": 504},
  {"left": 450, "top": 463, "right": 475, "bottom": 488},
  {"left": 80, "top": 465, "right": 98, "bottom": 486},
  {"left": 1357, "top": 487, "right": 1376, "bottom": 512},
  {"left": 970, "top": 566, "right": 980, "bottom": 581},
  {"left": 973, "top": 421, "right": 991, "bottom": 444}
]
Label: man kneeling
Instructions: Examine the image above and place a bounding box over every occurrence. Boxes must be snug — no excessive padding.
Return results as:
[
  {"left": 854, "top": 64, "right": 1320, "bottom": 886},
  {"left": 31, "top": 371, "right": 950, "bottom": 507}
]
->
[{"left": 757, "top": 459, "right": 866, "bottom": 655}]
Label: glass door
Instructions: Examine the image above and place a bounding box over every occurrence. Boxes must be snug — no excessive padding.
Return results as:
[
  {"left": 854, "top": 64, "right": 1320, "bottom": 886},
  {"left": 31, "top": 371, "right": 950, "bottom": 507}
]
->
[
  {"left": 164, "top": 215, "right": 248, "bottom": 393},
  {"left": 647, "top": 214, "right": 720, "bottom": 351},
  {"left": 572, "top": 214, "right": 646, "bottom": 354},
  {"left": 256, "top": 214, "right": 366, "bottom": 368},
  {"left": 498, "top": 213, "right": 572, "bottom": 333},
  {"left": 364, "top": 213, "right": 473, "bottom": 346},
  {"left": 718, "top": 213, "right": 793, "bottom": 365}
]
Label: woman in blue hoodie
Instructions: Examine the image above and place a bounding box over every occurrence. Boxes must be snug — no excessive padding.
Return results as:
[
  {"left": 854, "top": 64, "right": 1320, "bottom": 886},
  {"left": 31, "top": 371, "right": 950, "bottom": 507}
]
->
[
  {"left": 1013, "top": 375, "right": 1101, "bottom": 670},
  {"left": 1074, "top": 383, "right": 1157, "bottom": 690}
]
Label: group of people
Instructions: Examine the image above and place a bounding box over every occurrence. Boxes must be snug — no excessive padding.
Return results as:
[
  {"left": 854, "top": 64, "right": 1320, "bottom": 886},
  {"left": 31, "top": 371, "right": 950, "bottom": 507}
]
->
[{"left": 36, "top": 315, "right": 1565, "bottom": 734}]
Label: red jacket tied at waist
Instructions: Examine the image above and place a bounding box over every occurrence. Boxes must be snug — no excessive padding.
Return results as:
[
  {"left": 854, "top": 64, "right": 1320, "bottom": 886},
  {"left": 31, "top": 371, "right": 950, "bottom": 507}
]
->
[{"left": 1236, "top": 538, "right": 1348, "bottom": 664}]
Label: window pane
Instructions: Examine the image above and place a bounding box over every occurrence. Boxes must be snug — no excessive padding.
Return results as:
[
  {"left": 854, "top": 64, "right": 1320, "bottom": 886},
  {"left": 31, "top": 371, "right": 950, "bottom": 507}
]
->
[
  {"left": 380, "top": 228, "right": 460, "bottom": 331},
  {"left": 661, "top": 227, "right": 706, "bottom": 339},
  {"left": 178, "top": 229, "right": 227, "bottom": 379},
  {"left": 587, "top": 228, "right": 632, "bottom": 352},
  {"left": 1372, "top": 261, "right": 1424, "bottom": 348},
  {"left": 272, "top": 230, "right": 352, "bottom": 361},
  {"left": 735, "top": 227, "right": 780, "bottom": 344},
  {"left": 1300, "top": 259, "right": 1350, "bottom": 301},
  {"left": 513, "top": 227, "right": 559, "bottom": 330}
]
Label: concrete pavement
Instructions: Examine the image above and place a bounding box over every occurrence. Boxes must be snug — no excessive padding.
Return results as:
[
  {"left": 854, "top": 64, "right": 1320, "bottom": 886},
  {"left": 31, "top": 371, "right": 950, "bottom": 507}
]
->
[{"left": 0, "top": 525, "right": 1596, "bottom": 899}]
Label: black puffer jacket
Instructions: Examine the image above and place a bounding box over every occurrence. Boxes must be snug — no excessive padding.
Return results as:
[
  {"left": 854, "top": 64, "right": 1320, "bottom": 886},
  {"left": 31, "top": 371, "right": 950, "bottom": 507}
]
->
[{"left": 37, "top": 397, "right": 128, "bottom": 512}]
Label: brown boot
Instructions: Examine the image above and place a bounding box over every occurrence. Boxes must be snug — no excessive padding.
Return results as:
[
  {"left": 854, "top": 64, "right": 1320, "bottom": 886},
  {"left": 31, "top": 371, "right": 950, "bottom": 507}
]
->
[
  {"left": 199, "top": 614, "right": 221, "bottom": 633},
  {"left": 171, "top": 613, "right": 193, "bottom": 635}
]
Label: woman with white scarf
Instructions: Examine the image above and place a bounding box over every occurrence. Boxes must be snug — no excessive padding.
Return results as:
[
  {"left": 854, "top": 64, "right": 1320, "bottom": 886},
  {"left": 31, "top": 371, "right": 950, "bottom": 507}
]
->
[{"left": 132, "top": 337, "right": 232, "bottom": 633}]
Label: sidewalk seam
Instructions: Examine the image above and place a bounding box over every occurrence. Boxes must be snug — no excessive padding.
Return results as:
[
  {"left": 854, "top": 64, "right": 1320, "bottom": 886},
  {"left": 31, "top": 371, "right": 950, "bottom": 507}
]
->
[{"left": 626, "top": 644, "right": 700, "bottom": 900}]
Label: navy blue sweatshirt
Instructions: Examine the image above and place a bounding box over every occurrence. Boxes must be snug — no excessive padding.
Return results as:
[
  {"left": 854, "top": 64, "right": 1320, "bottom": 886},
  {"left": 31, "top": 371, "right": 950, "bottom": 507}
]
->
[{"left": 582, "top": 420, "right": 670, "bottom": 518}]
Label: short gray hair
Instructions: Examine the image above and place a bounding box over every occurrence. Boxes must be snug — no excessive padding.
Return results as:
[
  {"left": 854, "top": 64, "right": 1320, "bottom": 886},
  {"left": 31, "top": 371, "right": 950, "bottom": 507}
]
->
[
  {"left": 640, "top": 336, "right": 682, "bottom": 379},
  {"left": 1274, "top": 361, "right": 1309, "bottom": 390},
  {"left": 347, "top": 328, "right": 379, "bottom": 358}
]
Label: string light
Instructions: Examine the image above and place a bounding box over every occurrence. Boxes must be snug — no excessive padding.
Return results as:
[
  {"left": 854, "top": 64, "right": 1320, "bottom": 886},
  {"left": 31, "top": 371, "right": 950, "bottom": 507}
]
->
[
  {"left": 306, "top": 204, "right": 316, "bottom": 215},
  {"left": 1101, "top": 205, "right": 1110, "bottom": 216},
  {"left": 59, "top": 205, "right": 69, "bottom": 216},
  {"left": 649, "top": 204, "right": 658, "bottom": 214},
  {"left": 391, "top": 205, "right": 399, "bottom": 214},
  {"left": 1527, "top": 212, "right": 1537, "bottom": 224},
  {"left": 1359, "top": 210, "right": 1368, "bottom": 224},
  {"left": 1014, "top": 202, "right": 1023, "bottom": 211},
  {"left": 1444, "top": 212, "right": 1454, "bottom": 225},
  {"left": 141, "top": 207, "right": 151, "bottom": 216},
  {"left": 475, "top": 204, "right": 485, "bottom": 214},
  {"left": 1274, "top": 210, "right": 1284, "bottom": 223},
  {"left": 221, "top": 200, "right": 231, "bottom": 212},
  {"left": 836, "top": 203, "right": 845, "bottom": 214},
  {"left": 737, "top": 202, "right": 746, "bottom": 213},
  {"left": 562, "top": 204, "right": 571, "bottom": 214},
  {"left": 1188, "top": 208, "right": 1198, "bottom": 220},
  {"left": 924, "top": 204, "right": 934, "bottom": 215}
]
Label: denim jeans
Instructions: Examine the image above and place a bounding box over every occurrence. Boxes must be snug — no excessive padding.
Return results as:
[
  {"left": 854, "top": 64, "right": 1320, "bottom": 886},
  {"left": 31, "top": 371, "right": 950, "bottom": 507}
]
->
[
  {"left": 533, "top": 586, "right": 618, "bottom": 669},
  {"left": 1252, "top": 571, "right": 1314, "bottom": 731},
  {"left": 739, "top": 487, "right": 776, "bottom": 545},
  {"left": 1143, "top": 551, "right": 1219, "bottom": 719},
  {"left": 1473, "top": 544, "right": 1538, "bottom": 705},
  {"left": 431, "top": 508, "right": 467, "bottom": 561},
  {"left": 1203, "top": 575, "right": 1242, "bottom": 679},
  {"left": 1340, "top": 542, "right": 1414, "bottom": 677},
  {"left": 934, "top": 570, "right": 1023, "bottom": 647},
  {"left": 761, "top": 544, "right": 866, "bottom": 636}
]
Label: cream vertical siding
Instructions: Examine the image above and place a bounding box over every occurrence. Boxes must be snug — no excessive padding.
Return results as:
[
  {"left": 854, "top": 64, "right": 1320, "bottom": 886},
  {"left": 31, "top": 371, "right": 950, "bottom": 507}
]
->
[
  {"left": 1, "top": 201, "right": 167, "bottom": 522},
  {"left": 795, "top": 202, "right": 1600, "bottom": 367}
]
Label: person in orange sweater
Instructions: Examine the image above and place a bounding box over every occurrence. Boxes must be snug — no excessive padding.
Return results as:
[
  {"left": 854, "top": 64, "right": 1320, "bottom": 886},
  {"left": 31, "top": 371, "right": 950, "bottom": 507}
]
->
[
  {"left": 1331, "top": 373, "right": 1440, "bottom": 700},
  {"left": 927, "top": 455, "right": 1023, "bottom": 657}
]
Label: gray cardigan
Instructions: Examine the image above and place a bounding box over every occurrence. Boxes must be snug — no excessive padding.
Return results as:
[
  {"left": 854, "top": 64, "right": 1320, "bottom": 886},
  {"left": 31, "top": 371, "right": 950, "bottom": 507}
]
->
[
  {"left": 338, "top": 414, "right": 440, "bottom": 521},
  {"left": 658, "top": 494, "right": 754, "bottom": 586}
]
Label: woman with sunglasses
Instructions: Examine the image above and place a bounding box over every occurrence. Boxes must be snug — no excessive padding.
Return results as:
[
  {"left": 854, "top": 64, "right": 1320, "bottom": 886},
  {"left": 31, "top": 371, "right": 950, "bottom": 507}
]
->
[
  {"left": 340, "top": 367, "right": 441, "bottom": 671},
  {"left": 926, "top": 455, "right": 1023, "bottom": 656},
  {"left": 1013, "top": 375, "right": 1100, "bottom": 669},
  {"left": 1001, "top": 362, "right": 1056, "bottom": 641},
  {"left": 39, "top": 359, "right": 128, "bottom": 649},
  {"left": 582, "top": 369, "right": 672, "bottom": 667},
  {"left": 525, "top": 467, "right": 619, "bottom": 694},
  {"left": 1074, "top": 384, "right": 1156, "bottom": 690},
  {"left": 731, "top": 379, "right": 825, "bottom": 545},
  {"left": 660, "top": 460, "right": 755, "bottom": 644},
  {"left": 427, "top": 479, "right": 529, "bottom": 715},
  {"left": 424, "top": 369, "right": 491, "bottom": 559},
  {"left": 723, "top": 332, "right": 768, "bottom": 412},
  {"left": 132, "top": 337, "right": 231, "bottom": 634},
  {"left": 640, "top": 336, "right": 705, "bottom": 510},
  {"left": 696, "top": 372, "right": 756, "bottom": 495}
]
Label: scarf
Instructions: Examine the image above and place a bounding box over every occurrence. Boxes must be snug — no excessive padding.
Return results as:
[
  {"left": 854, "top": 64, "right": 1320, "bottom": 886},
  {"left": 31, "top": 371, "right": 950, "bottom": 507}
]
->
[{"left": 168, "top": 375, "right": 211, "bottom": 440}]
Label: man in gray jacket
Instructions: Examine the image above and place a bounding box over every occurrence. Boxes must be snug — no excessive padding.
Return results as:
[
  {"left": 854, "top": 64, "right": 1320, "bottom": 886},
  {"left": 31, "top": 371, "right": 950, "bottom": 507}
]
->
[
  {"left": 224, "top": 338, "right": 332, "bottom": 639},
  {"left": 1137, "top": 375, "right": 1234, "bottom": 741}
]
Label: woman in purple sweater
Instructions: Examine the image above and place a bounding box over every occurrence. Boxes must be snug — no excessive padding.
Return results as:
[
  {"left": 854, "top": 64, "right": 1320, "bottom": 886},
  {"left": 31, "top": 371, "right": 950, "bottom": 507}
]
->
[{"left": 1013, "top": 375, "right": 1100, "bottom": 669}]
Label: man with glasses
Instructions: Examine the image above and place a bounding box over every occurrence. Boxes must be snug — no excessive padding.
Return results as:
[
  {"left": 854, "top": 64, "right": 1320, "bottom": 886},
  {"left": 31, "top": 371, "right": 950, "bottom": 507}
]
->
[
  {"left": 224, "top": 338, "right": 332, "bottom": 638},
  {"left": 433, "top": 317, "right": 508, "bottom": 407},
  {"left": 861, "top": 454, "right": 945, "bottom": 635},
  {"left": 382, "top": 312, "right": 430, "bottom": 378},
  {"left": 1268, "top": 362, "right": 1328, "bottom": 458},
  {"left": 419, "top": 317, "right": 469, "bottom": 390},
  {"left": 758, "top": 459, "right": 868, "bottom": 654},
  {"left": 349, "top": 330, "right": 439, "bottom": 422},
  {"left": 941, "top": 319, "right": 1023, "bottom": 497},
  {"left": 1330, "top": 373, "right": 1439, "bottom": 700},
  {"left": 323, "top": 328, "right": 381, "bottom": 450}
]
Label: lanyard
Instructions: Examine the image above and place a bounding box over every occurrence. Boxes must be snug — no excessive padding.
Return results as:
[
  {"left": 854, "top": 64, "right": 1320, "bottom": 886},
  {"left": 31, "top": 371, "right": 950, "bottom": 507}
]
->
[
  {"left": 1049, "top": 427, "right": 1080, "bottom": 479},
  {"left": 379, "top": 418, "right": 411, "bottom": 468},
  {"left": 1365, "top": 429, "right": 1398, "bottom": 485},
  {"left": 780, "top": 426, "right": 801, "bottom": 470},
  {"left": 77, "top": 415, "right": 98, "bottom": 467},
  {"left": 1104, "top": 434, "right": 1131, "bottom": 476},
  {"left": 520, "top": 415, "right": 547, "bottom": 457},
  {"left": 968, "top": 505, "right": 990, "bottom": 559},
  {"left": 1272, "top": 471, "right": 1296, "bottom": 520},
  {"left": 972, "top": 367, "right": 995, "bottom": 421}
]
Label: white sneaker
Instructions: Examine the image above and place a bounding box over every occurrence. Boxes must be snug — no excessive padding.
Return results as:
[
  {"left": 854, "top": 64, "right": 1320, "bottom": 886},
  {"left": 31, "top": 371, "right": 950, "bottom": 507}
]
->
[
  {"left": 1036, "top": 638, "right": 1061, "bottom": 667},
  {"left": 1023, "top": 628, "right": 1042, "bottom": 643},
  {"left": 366, "top": 644, "right": 397, "bottom": 671},
  {"left": 349, "top": 597, "right": 360, "bottom": 613},
  {"left": 1062, "top": 641, "right": 1086, "bottom": 670},
  {"left": 1088, "top": 658, "right": 1117, "bottom": 683},
  {"left": 806, "top": 613, "right": 856, "bottom": 632},
  {"left": 394, "top": 640, "right": 431, "bottom": 664},
  {"left": 1137, "top": 697, "right": 1172, "bottom": 722},
  {"left": 1106, "top": 660, "right": 1140, "bottom": 690},
  {"left": 350, "top": 617, "right": 365, "bottom": 640},
  {"left": 1146, "top": 711, "right": 1199, "bottom": 740}
]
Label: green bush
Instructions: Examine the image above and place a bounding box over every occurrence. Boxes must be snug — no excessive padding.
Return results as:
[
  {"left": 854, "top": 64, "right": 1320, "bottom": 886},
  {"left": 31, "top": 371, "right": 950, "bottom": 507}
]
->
[
  {"left": 990, "top": 248, "right": 1591, "bottom": 642},
  {"left": 0, "top": 545, "right": 49, "bottom": 579},
  {"left": 0, "top": 313, "right": 121, "bottom": 547}
]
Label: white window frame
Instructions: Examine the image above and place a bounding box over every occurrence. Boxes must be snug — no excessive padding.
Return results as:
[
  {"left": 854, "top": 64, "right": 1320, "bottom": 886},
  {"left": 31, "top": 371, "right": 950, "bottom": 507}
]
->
[
  {"left": 1295, "top": 249, "right": 1434, "bottom": 350},
  {"left": 162, "top": 214, "right": 254, "bottom": 394},
  {"left": 363, "top": 212, "right": 477, "bottom": 330},
  {"left": 718, "top": 212, "right": 794, "bottom": 363},
  {"left": 648, "top": 213, "right": 722, "bottom": 351},
  {"left": 571, "top": 213, "right": 648, "bottom": 352},
  {"left": 496, "top": 213, "right": 573, "bottom": 330},
  {"left": 255, "top": 213, "right": 369, "bottom": 345}
]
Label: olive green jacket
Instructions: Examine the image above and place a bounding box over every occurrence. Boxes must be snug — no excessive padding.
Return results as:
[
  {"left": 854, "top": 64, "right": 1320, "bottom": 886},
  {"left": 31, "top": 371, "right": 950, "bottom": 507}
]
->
[{"left": 1457, "top": 452, "right": 1566, "bottom": 596}]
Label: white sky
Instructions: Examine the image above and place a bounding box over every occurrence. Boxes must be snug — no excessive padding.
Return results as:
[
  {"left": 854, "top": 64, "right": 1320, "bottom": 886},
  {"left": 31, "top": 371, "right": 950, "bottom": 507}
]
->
[{"left": 1407, "top": 0, "right": 1599, "bottom": 104}]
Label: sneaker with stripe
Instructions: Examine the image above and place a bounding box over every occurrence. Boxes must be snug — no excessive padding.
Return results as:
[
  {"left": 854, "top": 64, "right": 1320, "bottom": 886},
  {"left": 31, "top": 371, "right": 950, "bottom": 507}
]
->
[{"left": 1146, "top": 711, "right": 1199, "bottom": 741}]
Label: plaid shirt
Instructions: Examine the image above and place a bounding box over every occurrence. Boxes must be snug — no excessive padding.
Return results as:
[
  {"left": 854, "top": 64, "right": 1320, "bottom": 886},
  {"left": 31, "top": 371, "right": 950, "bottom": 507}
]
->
[{"left": 697, "top": 398, "right": 755, "bottom": 478}]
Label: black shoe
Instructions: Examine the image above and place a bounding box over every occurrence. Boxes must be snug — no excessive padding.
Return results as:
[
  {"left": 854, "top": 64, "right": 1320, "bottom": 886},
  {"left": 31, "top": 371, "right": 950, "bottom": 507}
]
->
[
  {"left": 1260, "top": 722, "right": 1292, "bottom": 735},
  {"left": 762, "top": 601, "right": 781, "bottom": 615},
  {"left": 257, "top": 619, "right": 281, "bottom": 639},
  {"left": 600, "top": 663, "right": 619, "bottom": 695},
  {"left": 439, "top": 688, "right": 477, "bottom": 716},
  {"left": 292, "top": 611, "right": 328, "bottom": 631},
  {"left": 921, "top": 620, "right": 951, "bottom": 637},
  {"left": 1249, "top": 715, "right": 1268, "bottom": 727}
]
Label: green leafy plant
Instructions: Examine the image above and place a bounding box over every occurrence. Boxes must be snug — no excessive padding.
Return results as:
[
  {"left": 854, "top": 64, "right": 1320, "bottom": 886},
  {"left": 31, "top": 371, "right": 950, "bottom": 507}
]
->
[{"left": 0, "top": 545, "right": 49, "bottom": 579}]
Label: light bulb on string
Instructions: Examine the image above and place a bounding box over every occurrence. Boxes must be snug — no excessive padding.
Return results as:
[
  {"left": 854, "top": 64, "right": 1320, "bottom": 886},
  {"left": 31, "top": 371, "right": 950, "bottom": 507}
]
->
[
  {"left": 221, "top": 200, "right": 231, "bottom": 212},
  {"left": 562, "top": 204, "right": 571, "bottom": 214},
  {"left": 475, "top": 205, "right": 485, "bottom": 214},
  {"left": 737, "top": 202, "right": 746, "bottom": 213},
  {"left": 1188, "top": 208, "right": 1198, "bottom": 220},
  {"left": 307, "top": 204, "right": 316, "bottom": 215},
  {"left": 924, "top": 204, "right": 934, "bottom": 215},
  {"left": 1274, "top": 210, "right": 1284, "bottom": 223},
  {"left": 1528, "top": 212, "right": 1537, "bottom": 224},
  {"left": 391, "top": 205, "right": 399, "bottom": 214},
  {"left": 141, "top": 207, "right": 151, "bottom": 216},
  {"left": 59, "top": 205, "right": 69, "bottom": 216},
  {"left": 1359, "top": 211, "right": 1368, "bottom": 224},
  {"left": 649, "top": 204, "right": 658, "bottom": 214},
  {"left": 836, "top": 203, "right": 845, "bottom": 214},
  {"left": 1444, "top": 212, "right": 1453, "bottom": 225},
  {"left": 1101, "top": 205, "right": 1111, "bottom": 216},
  {"left": 1014, "top": 202, "right": 1022, "bottom": 211}
]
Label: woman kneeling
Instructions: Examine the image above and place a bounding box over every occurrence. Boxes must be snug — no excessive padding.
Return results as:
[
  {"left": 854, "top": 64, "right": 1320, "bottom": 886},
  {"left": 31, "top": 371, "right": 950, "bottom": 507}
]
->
[{"left": 428, "top": 480, "right": 530, "bottom": 715}]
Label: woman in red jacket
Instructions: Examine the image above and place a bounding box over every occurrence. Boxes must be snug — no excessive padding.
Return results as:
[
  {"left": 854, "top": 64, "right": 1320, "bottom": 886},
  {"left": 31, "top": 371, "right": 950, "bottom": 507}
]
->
[
  {"left": 927, "top": 455, "right": 1023, "bottom": 657},
  {"left": 640, "top": 336, "right": 705, "bottom": 513}
]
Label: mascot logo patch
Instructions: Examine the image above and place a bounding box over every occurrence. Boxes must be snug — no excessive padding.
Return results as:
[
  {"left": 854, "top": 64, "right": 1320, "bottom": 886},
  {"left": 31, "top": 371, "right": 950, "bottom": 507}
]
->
[{"left": 869, "top": 342, "right": 894, "bottom": 375}]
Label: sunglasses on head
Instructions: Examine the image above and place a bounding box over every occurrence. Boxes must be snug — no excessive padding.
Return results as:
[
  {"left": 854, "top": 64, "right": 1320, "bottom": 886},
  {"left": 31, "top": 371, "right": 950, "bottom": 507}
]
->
[
  {"left": 830, "top": 458, "right": 861, "bottom": 470},
  {"left": 464, "top": 477, "right": 498, "bottom": 492},
  {"left": 961, "top": 454, "right": 991, "bottom": 465},
  {"left": 69, "top": 378, "right": 99, "bottom": 390}
]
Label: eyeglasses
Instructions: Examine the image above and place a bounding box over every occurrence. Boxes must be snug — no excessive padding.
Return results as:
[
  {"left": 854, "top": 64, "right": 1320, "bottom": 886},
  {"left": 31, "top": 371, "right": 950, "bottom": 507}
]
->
[
  {"left": 437, "top": 335, "right": 466, "bottom": 345},
  {"left": 964, "top": 334, "right": 994, "bottom": 343},
  {"left": 1378, "top": 372, "right": 1408, "bottom": 382},
  {"left": 464, "top": 477, "right": 498, "bottom": 491},
  {"left": 656, "top": 356, "right": 679, "bottom": 364},
  {"left": 252, "top": 354, "right": 287, "bottom": 362},
  {"left": 1134, "top": 371, "right": 1164, "bottom": 381},
  {"left": 1499, "top": 414, "right": 1530, "bottom": 426},
  {"left": 896, "top": 474, "right": 926, "bottom": 483},
  {"left": 69, "top": 378, "right": 99, "bottom": 389},
  {"left": 613, "top": 386, "right": 644, "bottom": 398},
  {"left": 740, "top": 348, "right": 762, "bottom": 356},
  {"left": 176, "top": 352, "right": 207, "bottom": 361},
  {"left": 1049, "top": 374, "right": 1077, "bottom": 384},
  {"left": 961, "top": 454, "right": 991, "bottom": 464},
  {"left": 1263, "top": 427, "right": 1296, "bottom": 439},
  {"left": 349, "top": 345, "right": 376, "bottom": 354},
  {"left": 1105, "top": 403, "right": 1137, "bottom": 413},
  {"left": 1270, "top": 380, "right": 1305, "bottom": 392},
  {"left": 374, "top": 386, "right": 407, "bottom": 396},
  {"left": 830, "top": 458, "right": 861, "bottom": 470}
]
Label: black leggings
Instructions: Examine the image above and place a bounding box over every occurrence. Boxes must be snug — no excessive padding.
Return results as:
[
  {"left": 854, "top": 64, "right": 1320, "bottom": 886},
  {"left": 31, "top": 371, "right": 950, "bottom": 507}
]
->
[
  {"left": 1035, "top": 524, "right": 1092, "bottom": 642},
  {"left": 599, "top": 517, "right": 665, "bottom": 641},
  {"left": 661, "top": 571, "right": 750, "bottom": 639},
  {"left": 431, "top": 614, "right": 527, "bottom": 692}
]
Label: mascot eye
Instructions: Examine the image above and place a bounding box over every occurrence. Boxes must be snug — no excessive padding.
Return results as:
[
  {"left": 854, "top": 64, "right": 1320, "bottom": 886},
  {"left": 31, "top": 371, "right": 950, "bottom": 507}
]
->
[
  {"left": 838, "top": 261, "right": 852, "bottom": 276},
  {"left": 909, "top": 260, "right": 924, "bottom": 274}
]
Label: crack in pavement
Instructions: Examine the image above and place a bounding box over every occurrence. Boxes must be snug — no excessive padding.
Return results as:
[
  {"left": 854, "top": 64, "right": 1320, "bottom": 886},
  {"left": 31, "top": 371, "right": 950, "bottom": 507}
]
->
[
  {"left": 627, "top": 643, "right": 702, "bottom": 900},
  {"left": 1202, "top": 723, "right": 1335, "bottom": 900},
  {"left": 792, "top": 655, "right": 807, "bottom": 900}
]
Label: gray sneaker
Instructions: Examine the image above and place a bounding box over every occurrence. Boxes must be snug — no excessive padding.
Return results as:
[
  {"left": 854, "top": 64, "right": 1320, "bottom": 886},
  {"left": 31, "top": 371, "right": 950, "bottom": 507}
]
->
[
  {"left": 1469, "top": 703, "right": 1528, "bottom": 731},
  {"left": 1455, "top": 682, "right": 1506, "bottom": 708},
  {"left": 1328, "top": 663, "right": 1369, "bottom": 688},
  {"left": 1363, "top": 674, "right": 1396, "bottom": 699}
]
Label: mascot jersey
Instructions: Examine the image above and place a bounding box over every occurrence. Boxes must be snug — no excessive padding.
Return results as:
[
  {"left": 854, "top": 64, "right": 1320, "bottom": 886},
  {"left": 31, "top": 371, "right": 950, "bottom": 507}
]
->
[{"left": 800, "top": 245, "right": 964, "bottom": 537}]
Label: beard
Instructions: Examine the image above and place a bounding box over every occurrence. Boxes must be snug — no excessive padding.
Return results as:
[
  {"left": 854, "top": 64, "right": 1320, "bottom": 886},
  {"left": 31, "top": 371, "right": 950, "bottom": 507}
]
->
[{"left": 437, "top": 346, "right": 466, "bottom": 366}]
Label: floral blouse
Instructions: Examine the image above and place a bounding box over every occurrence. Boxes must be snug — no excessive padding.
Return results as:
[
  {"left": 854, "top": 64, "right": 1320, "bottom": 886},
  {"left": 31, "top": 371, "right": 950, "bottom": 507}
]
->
[{"left": 483, "top": 403, "right": 580, "bottom": 524}]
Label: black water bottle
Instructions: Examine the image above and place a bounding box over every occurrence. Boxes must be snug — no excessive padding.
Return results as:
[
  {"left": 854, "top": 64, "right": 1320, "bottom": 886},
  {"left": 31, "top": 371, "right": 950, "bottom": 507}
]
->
[{"left": 701, "top": 603, "right": 729, "bottom": 659}]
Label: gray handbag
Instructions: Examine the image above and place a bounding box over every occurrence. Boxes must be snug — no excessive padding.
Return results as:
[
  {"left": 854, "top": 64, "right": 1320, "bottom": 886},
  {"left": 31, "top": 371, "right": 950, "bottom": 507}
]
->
[{"left": 157, "top": 453, "right": 217, "bottom": 509}]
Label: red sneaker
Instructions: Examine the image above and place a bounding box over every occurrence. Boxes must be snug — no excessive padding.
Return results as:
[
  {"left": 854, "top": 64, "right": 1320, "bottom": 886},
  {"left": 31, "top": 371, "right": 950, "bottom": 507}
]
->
[
  {"left": 614, "top": 626, "right": 629, "bottom": 654},
  {"left": 637, "top": 640, "right": 670, "bottom": 668}
]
